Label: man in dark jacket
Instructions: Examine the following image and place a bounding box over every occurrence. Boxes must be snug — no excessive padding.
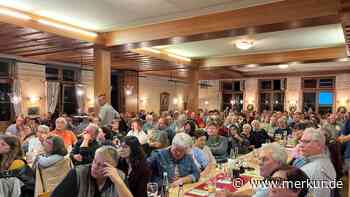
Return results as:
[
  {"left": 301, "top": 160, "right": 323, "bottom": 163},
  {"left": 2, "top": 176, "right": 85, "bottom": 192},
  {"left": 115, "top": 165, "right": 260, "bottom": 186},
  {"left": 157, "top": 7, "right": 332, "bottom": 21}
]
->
[{"left": 70, "top": 123, "right": 101, "bottom": 166}]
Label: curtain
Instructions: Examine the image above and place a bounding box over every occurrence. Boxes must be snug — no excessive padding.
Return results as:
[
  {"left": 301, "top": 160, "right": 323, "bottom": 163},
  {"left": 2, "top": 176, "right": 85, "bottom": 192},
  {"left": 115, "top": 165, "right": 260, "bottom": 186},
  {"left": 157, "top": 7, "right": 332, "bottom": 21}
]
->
[
  {"left": 75, "top": 84, "right": 86, "bottom": 114},
  {"left": 11, "top": 79, "right": 22, "bottom": 116},
  {"left": 46, "top": 81, "right": 60, "bottom": 113}
]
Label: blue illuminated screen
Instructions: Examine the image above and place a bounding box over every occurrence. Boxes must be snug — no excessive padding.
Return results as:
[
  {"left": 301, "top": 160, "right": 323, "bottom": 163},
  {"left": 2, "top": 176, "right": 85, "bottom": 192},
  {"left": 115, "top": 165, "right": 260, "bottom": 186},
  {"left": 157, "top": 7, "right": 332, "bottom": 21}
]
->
[{"left": 319, "top": 92, "right": 334, "bottom": 105}]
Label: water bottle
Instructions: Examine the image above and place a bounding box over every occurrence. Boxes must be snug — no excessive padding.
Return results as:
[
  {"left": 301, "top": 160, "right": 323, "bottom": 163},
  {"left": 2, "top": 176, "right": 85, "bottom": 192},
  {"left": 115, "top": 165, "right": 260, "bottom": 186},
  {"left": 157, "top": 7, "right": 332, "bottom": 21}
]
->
[
  {"left": 178, "top": 181, "right": 184, "bottom": 197},
  {"left": 161, "top": 172, "right": 169, "bottom": 197}
]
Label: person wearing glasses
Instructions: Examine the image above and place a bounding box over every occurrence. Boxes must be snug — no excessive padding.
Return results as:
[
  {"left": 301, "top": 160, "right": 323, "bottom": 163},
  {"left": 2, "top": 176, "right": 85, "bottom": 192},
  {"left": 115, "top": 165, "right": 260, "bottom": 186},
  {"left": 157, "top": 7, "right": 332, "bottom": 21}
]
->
[
  {"left": 117, "top": 136, "right": 151, "bottom": 197},
  {"left": 296, "top": 128, "right": 336, "bottom": 197}
]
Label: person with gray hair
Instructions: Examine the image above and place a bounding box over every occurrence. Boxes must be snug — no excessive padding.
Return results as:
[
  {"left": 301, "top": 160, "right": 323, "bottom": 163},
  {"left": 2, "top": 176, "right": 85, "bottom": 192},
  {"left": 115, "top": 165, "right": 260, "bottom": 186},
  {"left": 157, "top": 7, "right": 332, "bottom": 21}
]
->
[
  {"left": 147, "top": 132, "right": 200, "bottom": 187},
  {"left": 70, "top": 123, "right": 101, "bottom": 166},
  {"left": 295, "top": 128, "right": 336, "bottom": 197},
  {"left": 26, "top": 124, "right": 51, "bottom": 162},
  {"left": 51, "top": 117, "right": 77, "bottom": 148},
  {"left": 52, "top": 146, "right": 132, "bottom": 197},
  {"left": 216, "top": 142, "right": 288, "bottom": 197}
]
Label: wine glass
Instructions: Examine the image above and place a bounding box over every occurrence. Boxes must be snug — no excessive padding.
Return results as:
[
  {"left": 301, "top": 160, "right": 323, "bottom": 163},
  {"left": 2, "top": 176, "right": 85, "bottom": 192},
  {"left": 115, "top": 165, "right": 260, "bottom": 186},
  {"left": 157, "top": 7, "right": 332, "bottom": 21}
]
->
[{"left": 147, "top": 182, "right": 158, "bottom": 197}]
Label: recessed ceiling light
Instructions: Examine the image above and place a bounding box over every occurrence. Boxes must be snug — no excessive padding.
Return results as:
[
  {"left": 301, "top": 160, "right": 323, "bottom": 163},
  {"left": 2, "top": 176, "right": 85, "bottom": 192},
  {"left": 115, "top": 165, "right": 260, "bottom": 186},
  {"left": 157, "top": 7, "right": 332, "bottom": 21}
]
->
[
  {"left": 0, "top": 1, "right": 33, "bottom": 11},
  {"left": 337, "top": 58, "right": 350, "bottom": 62},
  {"left": 167, "top": 53, "right": 191, "bottom": 62},
  {"left": 235, "top": 39, "right": 254, "bottom": 50},
  {"left": 289, "top": 61, "right": 301, "bottom": 65},
  {"left": 246, "top": 64, "right": 258, "bottom": 68},
  {"left": 278, "top": 64, "right": 289, "bottom": 69},
  {"left": 141, "top": 47, "right": 161, "bottom": 54},
  {"left": 0, "top": 8, "right": 31, "bottom": 20},
  {"left": 37, "top": 19, "right": 97, "bottom": 37}
]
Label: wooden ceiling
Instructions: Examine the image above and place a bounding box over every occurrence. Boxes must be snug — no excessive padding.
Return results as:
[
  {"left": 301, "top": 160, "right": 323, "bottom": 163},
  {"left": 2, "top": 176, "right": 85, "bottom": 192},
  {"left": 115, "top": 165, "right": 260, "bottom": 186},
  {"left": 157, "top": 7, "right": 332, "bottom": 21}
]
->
[
  {"left": 0, "top": 22, "right": 94, "bottom": 66},
  {"left": 0, "top": 0, "right": 347, "bottom": 80},
  {"left": 340, "top": 0, "right": 350, "bottom": 55}
]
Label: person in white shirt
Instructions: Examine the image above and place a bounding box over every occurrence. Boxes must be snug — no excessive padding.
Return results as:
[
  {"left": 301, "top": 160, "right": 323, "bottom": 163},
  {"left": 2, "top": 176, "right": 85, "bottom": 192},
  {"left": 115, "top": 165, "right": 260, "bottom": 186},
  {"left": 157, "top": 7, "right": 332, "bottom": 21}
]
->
[
  {"left": 27, "top": 125, "right": 49, "bottom": 162},
  {"left": 127, "top": 118, "right": 148, "bottom": 145}
]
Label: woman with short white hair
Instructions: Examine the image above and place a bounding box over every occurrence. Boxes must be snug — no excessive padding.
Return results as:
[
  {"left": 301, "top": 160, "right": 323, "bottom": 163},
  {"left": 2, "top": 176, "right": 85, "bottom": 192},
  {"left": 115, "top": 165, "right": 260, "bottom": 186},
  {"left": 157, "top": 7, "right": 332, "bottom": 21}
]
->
[{"left": 147, "top": 132, "right": 200, "bottom": 187}]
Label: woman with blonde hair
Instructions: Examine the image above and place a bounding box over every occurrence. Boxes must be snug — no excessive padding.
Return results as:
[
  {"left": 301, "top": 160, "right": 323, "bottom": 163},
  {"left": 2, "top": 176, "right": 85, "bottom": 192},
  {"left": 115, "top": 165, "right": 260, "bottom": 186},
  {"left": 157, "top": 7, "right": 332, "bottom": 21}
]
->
[{"left": 52, "top": 146, "right": 132, "bottom": 197}]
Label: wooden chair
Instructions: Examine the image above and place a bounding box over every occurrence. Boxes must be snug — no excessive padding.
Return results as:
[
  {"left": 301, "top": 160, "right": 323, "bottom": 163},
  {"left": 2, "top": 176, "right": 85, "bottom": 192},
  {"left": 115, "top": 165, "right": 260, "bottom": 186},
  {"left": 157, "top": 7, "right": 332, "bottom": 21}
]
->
[
  {"left": 34, "top": 157, "right": 73, "bottom": 197},
  {"left": 38, "top": 192, "right": 51, "bottom": 197}
]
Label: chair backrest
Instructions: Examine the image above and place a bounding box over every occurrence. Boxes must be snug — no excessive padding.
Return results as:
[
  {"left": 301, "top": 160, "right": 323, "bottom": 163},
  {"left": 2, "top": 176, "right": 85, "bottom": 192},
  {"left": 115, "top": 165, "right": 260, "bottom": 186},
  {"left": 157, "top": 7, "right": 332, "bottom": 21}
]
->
[{"left": 34, "top": 157, "right": 73, "bottom": 196}]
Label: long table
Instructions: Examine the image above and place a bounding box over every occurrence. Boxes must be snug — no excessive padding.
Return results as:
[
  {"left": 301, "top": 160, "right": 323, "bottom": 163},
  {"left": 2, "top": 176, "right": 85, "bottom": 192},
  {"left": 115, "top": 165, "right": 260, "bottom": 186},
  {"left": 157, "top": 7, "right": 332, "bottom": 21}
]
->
[
  {"left": 169, "top": 152, "right": 262, "bottom": 197},
  {"left": 169, "top": 146, "right": 295, "bottom": 197}
]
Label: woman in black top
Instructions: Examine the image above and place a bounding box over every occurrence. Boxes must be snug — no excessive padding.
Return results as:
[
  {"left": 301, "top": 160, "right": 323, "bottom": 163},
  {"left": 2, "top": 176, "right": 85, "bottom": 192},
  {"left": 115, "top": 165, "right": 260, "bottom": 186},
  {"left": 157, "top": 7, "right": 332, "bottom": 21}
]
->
[{"left": 117, "top": 136, "right": 152, "bottom": 197}]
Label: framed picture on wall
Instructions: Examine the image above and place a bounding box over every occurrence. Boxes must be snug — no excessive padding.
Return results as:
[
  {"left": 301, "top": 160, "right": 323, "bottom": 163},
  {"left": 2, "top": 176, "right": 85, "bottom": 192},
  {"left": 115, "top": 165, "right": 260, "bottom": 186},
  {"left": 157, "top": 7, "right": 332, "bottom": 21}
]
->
[
  {"left": 28, "top": 107, "right": 40, "bottom": 116},
  {"left": 160, "top": 92, "right": 170, "bottom": 113}
]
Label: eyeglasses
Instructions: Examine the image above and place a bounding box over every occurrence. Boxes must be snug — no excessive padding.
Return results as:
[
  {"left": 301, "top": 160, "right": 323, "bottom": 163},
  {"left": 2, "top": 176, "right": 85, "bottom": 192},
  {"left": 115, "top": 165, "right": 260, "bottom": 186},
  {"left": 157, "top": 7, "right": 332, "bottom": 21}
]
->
[
  {"left": 116, "top": 143, "right": 128, "bottom": 149},
  {"left": 299, "top": 139, "right": 312, "bottom": 144}
]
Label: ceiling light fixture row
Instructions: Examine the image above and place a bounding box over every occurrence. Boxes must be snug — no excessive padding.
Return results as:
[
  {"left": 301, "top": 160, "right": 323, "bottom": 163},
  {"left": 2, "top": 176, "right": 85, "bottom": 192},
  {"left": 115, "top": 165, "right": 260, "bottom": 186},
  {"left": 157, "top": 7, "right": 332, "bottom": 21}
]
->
[
  {"left": 244, "top": 63, "right": 291, "bottom": 69},
  {"left": 141, "top": 47, "right": 191, "bottom": 62},
  {"left": 235, "top": 39, "right": 255, "bottom": 50},
  {"left": 0, "top": 7, "right": 97, "bottom": 37}
]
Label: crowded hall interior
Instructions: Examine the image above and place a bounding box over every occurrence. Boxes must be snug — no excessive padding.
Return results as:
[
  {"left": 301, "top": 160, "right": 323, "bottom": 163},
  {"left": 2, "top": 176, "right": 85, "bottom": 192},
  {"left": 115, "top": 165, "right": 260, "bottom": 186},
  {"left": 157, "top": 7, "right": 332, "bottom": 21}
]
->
[{"left": 0, "top": 0, "right": 350, "bottom": 197}]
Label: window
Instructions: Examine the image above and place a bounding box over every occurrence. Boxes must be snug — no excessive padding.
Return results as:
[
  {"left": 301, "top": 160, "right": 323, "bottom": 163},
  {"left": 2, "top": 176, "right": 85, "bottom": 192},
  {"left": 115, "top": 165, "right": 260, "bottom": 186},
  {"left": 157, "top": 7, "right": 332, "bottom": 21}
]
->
[
  {"left": 0, "top": 59, "right": 12, "bottom": 122},
  {"left": 302, "top": 77, "right": 335, "bottom": 114},
  {"left": 259, "top": 79, "right": 285, "bottom": 112},
  {"left": 45, "top": 67, "right": 59, "bottom": 80},
  {"left": 62, "top": 69, "right": 76, "bottom": 82},
  {"left": 62, "top": 85, "right": 78, "bottom": 115},
  {"left": 223, "top": 81, "right": 233, "bottom": 91},
  {"left": 221, "top": 80, "right": 244, "bottom": 112},
  {"left": 46, "top": 66, "right": 80, "bottom": 115},
  {"left": 0, "top": 61, "right": 9, "bottom": 77},
  {"left": 0, "top": 83, "right": 11, "bottom": 121}
]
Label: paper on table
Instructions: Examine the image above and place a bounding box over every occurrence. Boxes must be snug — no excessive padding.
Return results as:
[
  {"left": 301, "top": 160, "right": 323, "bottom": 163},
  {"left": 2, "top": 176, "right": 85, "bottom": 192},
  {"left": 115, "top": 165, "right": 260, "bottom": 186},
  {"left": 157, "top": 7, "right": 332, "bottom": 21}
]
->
[
  {"left": 187, "top": 189, "right": 208, "bottom": 196},
  {"left": 217, "top": 178, "right": 232, "bottom": 184}
]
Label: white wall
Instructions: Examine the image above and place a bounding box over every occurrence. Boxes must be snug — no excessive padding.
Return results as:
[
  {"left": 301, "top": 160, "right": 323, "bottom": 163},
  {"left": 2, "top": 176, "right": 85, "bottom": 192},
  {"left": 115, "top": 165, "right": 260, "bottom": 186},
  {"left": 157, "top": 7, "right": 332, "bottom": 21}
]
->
[
  {"left": 138, "top": 75, "right": 188, "bottom": 114},
  {"left": 81, "top": 70, "right": 95, "bottom": 111},
  {"left": 17, "top": 62, "right": 46, "bottom": 116},
  {"left": 243, "top": 78, "right": 258, "bottom": 111},
  {"left": 285, "top": 76, "right": 302, "bottom": 112},
  {"left": 198, "top": 80, "right": 221, "bottom": 110},
  {"left": 336, "top": 73, "right": 350, "bottom": 111}
]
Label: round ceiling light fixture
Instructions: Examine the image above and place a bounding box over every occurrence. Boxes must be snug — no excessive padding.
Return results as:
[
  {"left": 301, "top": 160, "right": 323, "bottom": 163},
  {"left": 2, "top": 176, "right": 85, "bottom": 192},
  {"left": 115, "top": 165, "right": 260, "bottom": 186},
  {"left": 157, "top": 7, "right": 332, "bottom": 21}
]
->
[
  {"left": 278, "top": 64, "right": 289, "bottom": 69},
  {"left": 235, "top": 39, "right": 254, "bottom": 50}
]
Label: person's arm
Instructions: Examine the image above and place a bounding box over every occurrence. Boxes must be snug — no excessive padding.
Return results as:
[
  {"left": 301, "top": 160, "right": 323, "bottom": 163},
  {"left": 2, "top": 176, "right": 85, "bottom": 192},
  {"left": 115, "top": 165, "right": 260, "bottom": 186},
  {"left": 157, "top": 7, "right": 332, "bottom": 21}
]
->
[
  {"left": 70, "top": 140, "right": 83, "bottom": 164},
  {"left": 338, "top": 121, "right": 350, "bottom": 143},
  {"left": 103, "top": 162, "right": 133, "bottom": 197},
  {"left": 51, "top": 169, "right": 79, "bottom": 197},
  {"left": 38, "top": 155, "right": 64, "bottom": 168},
  {"left": 79, "top": 141, "right": 100, "bottom": 164}
]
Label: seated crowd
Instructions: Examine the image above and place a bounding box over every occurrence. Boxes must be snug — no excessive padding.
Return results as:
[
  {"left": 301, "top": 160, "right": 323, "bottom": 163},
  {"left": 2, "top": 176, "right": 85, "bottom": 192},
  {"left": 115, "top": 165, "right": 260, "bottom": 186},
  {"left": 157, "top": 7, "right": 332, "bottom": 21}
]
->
[{"left": 0, "top": 106, "right": 349, "bottom": 197}]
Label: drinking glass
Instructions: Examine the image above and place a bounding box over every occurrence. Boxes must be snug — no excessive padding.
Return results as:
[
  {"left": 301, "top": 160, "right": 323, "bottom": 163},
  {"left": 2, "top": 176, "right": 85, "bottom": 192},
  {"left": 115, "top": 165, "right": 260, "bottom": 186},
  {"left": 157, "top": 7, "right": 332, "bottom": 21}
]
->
[
  {"left": 207, "top": 177, "right": 216, "bottom": 196},
  {"left": 147, "top": 182, "right": 158, "bottom": 197}
]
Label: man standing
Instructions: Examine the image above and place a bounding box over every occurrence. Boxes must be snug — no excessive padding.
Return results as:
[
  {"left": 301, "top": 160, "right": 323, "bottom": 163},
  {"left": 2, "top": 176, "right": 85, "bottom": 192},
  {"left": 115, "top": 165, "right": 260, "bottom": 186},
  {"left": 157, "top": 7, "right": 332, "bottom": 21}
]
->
[{"left": 97, "top": 94, "right": 119, "bottom": 127}]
